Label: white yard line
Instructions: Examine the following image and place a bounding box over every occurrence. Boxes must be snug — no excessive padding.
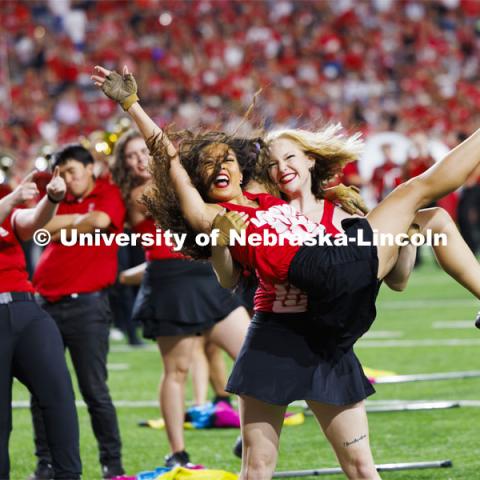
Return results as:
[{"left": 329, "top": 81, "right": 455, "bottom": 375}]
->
[
  {"left": 363, "top": 331, "right": 403, "bottom": 339},
  {"left": 378, "top": 299, "right": 478, "bottom": 309},
  {"left": 432, "top": 321, "right": 473, "bottom": 329},
  {"left": 12, "top": 398, "right": 480, "bottom": 409},
  {"left": 107, "top": 363, "right": 130, "bottom": 370}
]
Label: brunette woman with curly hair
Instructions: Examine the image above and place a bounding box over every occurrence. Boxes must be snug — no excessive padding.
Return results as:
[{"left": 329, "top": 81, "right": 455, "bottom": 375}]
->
[{"left": 110, "top": 129, "right": 250, "bottom": 468}]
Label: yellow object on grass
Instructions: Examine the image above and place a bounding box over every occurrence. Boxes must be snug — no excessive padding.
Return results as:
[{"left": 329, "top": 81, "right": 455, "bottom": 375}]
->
[
  {"left": 156, "top": 466, "right": 238, "bottom": 480},
  {"left": 363, "top": 367, "right": 397, "bottom": 379},
  {"left": 143, "top": 412, "right": 304, "bottom": 430},
  {"left": 145, "top": 418, "right": 165, "bottom": 429},
  {"left": 283, "top": 412, "right": 304, "bottom": 426}
]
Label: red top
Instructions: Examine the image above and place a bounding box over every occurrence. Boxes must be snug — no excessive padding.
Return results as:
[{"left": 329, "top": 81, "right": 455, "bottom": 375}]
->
[
  {"left": 371, "top": 161, "right": 402, "bottom": 202},
  {"left": 0, "top": 212, "right": 35, "bottom": 293},
  {"left": 219, "top": 192, "right": 327, "bottom": 312},
  {"left": 254, "top": 199, "right": 341, "bottom": 312},
  {"left": 132, "top": 217, "right": 184, "bottom": 261},
  {"left": 33, "top": 179, "right": 126, "bottom": 300}
]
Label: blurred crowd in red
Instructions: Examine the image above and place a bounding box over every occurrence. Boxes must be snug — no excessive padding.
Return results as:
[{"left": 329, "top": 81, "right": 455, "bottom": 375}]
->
[{"left": 1, "top": 0, "right": 480, "bottom": 249}]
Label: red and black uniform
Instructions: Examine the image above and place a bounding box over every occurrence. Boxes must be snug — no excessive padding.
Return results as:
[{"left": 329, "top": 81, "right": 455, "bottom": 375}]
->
[
  {"left": 254, "top": 200, "right": 341, "bottom": 313},
  {"left": 131, "top": 217, "right": 241, "bottom": 339},
  {"left": 0, "top": 212, "right": 81, "bottom": 479},
  {"left": 31, "top": 179, "right": 126, "bottom": 476},
  {"left": 223, "top": 192, "right": 377, "bottom": 406}
]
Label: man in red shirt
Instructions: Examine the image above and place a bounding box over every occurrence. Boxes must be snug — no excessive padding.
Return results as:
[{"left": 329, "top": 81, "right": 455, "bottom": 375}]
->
[
  {"left": 371, "top": 144, "right": 403, "bottom": 203},
  {"left": 0, "top": 170, "right": 81, "bottom": 480},
  {"left": 30, "top": 145, "right": 126, "bottom": 480}
]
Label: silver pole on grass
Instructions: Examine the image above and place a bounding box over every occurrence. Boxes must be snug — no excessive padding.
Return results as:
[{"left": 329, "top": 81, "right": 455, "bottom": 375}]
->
[
  {"left": 372, "top": 370, "right": 480, "bottom": 384},
  {"left": 366, "top": 400, "right": 460, "bottom": 412},
  {"left": 303, "top": 400, "right": 459, "bottom": 415},
  {"left": 272, "top": 460, "right": 452, "bottom": 478}
]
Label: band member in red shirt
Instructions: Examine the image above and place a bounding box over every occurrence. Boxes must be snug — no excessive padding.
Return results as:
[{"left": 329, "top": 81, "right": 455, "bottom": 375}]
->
[
  {"left": 30, "top": 145, "right": 126, "bottom": 480},
  {"left": 0, "top": 170, "right": 81, "bottom": 480}
]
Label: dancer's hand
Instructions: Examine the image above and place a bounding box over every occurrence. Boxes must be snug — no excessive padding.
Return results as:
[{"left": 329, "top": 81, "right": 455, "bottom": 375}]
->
[
  {"left": 46, "top": 167, "right": 66, "bottom": 203},
  {"left": 91, "top": 65, "right": 139, "bottom": 111},
  {"left": 212, "top": 210, "right": 249, "bottom": 247},
  {"left": 325, "top": 184, "right": 369, "bottom": 215}
]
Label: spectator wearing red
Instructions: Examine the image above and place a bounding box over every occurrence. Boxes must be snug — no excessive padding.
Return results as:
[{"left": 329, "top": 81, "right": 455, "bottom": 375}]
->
[
  {"left": 0, "top": 169, "right": 81, "bottom": 480},
  {"left": 30, "top": 145, "right": 126, "bottom": 480},
  {"left": 371, "top": 144, "right": 402, "bottom": 202}
]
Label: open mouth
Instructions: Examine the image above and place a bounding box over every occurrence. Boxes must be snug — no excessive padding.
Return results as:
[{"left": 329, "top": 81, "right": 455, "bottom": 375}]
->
[
  {"left": 213, "top": 173, "right": 230, "bottom": 188},
  {"left": 279, "top": 172, "right": 297, "bottom": 185}
]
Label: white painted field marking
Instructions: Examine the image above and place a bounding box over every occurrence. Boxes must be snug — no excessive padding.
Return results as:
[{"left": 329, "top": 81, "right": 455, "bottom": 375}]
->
[
  {"left": 107, "top": 363, "right": 129, "bottom": 370},
  {"left": 12, "top": 398, "right": 480, "bottom": 409},
  {"left": 432, "top": 321, "right": 473, "bottom": 329},
  {"left": 110, "top": 344, "right": 156, "bottom": 353},
  {"left": 363, "top": 331, "right": 403, "bottom": 339},
  {"left": 378, "top": 299, "right": 478, "bottom": 309}
]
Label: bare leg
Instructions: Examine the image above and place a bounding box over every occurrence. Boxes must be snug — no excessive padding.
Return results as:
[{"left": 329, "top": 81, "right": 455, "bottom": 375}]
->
[
  {"left": 205, "top": 306, "right": 250, "bottom": 359},
  {"left": 383, "top": 242, "right": 417, "bottom": 291},
  {"left": 156, "top": 335, "right": 196, "bottom": 453},
  {"left": 190, "top": 337, "right": 209, "bottom": 405},
  {"left": 307, "top": 400, "right": 380, "bottom": 480},
  {"left": 414, "top": 207, "right": 480, "bottom": 298},
  {"left": 367, "top": 128, "right": 480, "bottom": 279},
  {"left": 204, "top": 341, "right": 229, "bottom": 397},
  {"left": 239, "top": 395, "right": 286, "bottom": 480}
]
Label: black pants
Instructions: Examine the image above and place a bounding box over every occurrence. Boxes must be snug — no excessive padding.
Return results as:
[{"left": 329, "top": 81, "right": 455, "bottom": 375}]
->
[
  {"left": 31, "top": 292, "right": 123, "bottom": 471},
  {"left": 0, "top": 297, "right": 81, "bottom": 480}
]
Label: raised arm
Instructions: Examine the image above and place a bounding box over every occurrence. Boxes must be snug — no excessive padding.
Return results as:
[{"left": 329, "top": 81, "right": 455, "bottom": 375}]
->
[
  {"left": 0, "top": 171, "right": 39, "bottom": 225},
  {"left": 91, "top": 65, "right": 219, "bottom": 232},
  {"left": 13, "top": 168, "right": 66, "bottom": 241}
]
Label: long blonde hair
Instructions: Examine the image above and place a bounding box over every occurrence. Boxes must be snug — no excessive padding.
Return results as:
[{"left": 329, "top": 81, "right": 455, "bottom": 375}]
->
[{"left": 260, "top": 124, "right": 364, "bottom": 198}]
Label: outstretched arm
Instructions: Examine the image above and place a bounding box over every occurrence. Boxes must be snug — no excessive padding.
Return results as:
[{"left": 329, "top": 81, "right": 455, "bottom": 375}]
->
[
  {"left": 13, "top": 168, "right": 66, "bottom": 241},
  {"left": 0, "top": 171, "right": 39, "bottom": 225},
  {"left": 92, "top": 65, "right": 219, "bottom": 232}
]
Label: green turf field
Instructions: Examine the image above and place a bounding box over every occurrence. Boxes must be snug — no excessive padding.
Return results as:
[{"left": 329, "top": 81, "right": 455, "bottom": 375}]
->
[{"left": 9, "top": 253, "right": 480, "bottom": 479}]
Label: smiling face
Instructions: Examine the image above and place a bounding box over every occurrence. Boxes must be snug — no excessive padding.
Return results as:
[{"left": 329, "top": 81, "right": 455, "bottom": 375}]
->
[
  {"left": 266, "top": 137, "right": 314, "bottom": 198},
  {"left": 124, "top": 136, "right": 151, "bottom": 181},
  {"left": 199, "top": 143, "right": 243, "bottom": 202}
]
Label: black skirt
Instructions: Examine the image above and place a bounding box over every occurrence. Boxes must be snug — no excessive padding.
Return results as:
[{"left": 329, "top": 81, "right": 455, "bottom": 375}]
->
[
  {"left": 132, "top": 259, "right": 242, "bottom": 339},
  {"left": 288, "top": 217, "right": 381, "bottom": 352},
  {"left": 226, "top": 311, "right": 375, "bottom": 406}
]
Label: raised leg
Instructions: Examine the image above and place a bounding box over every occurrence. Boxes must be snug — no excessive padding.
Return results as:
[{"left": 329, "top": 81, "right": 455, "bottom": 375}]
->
[
  {"left": 414, "top": 207, "right": 480, "bottom": 298},
  {"left": 205, "top": 306, "right": 249, "bottom": 359}
]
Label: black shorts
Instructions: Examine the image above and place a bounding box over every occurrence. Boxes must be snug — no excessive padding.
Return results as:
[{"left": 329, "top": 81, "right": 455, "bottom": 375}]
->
[
  {"left": 226, "top": 311, "right": 375, "bottom": 406},
  {"left": 132, "top": 258, "right": 242, "bottom": 339},
  {"left": 287, "top": 217, "right": 381, "bottom": 351}
]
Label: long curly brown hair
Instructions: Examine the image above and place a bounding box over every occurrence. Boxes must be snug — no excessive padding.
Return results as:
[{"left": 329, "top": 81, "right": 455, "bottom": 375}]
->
[
  {"left": 111, "top": 129, "right": 146, "bottom": 204},
  {"left": 143, "top": 130, "right": 263, "bottom": 258}
]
